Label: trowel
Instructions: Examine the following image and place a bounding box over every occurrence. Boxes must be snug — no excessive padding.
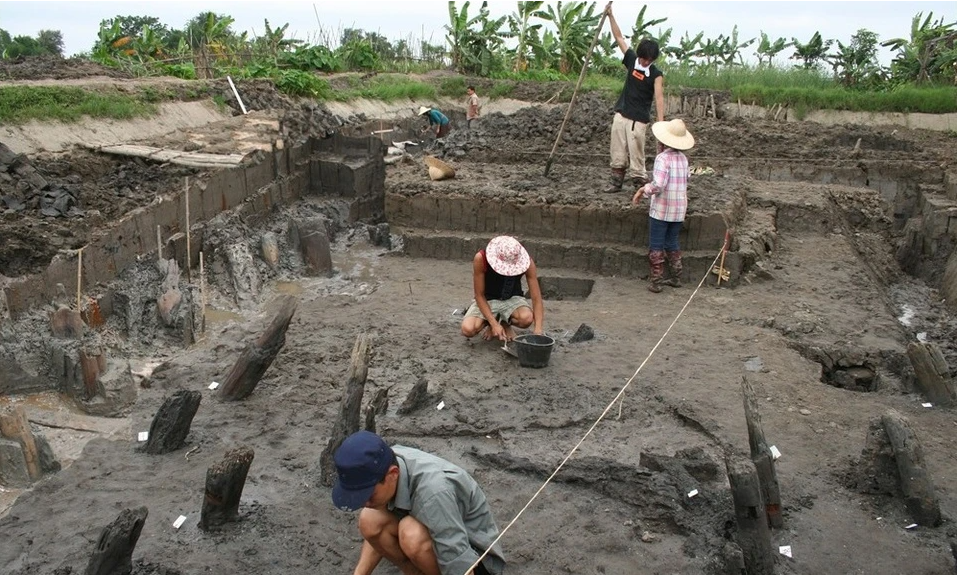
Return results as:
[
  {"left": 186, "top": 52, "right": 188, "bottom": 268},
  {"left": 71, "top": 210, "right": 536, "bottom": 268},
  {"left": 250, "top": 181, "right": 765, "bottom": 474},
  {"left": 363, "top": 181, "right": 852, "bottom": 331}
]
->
[{"left": 501, "top": 341, "right": 518, "bottom": 358}]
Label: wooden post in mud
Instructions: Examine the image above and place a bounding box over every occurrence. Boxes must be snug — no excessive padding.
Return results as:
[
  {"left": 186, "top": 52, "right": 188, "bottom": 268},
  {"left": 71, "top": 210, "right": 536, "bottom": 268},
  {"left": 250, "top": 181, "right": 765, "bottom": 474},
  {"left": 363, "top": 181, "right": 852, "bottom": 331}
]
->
[
  {"left": 218, "top": 295, "right": 298, "bottom": 401},
  {"left": 726, "top": 455, "right": 775, "bottom": 575},
  {"left": 906, "top": 342, "right": 957, "bottom": 407},
  {"left": 200, "top": 446, "right": 254, "bottom": 530},
  {"left": 142, "top": 391, "right": 202, "bottom": 455},
  {"left": 0, "top": 405, "right": 41, "bottom": 481},
  {"left": 76, "top": 247, "right": 83, "bottom": 311},
  {"left": 364, "top": 387, "right": 390, "bottom": 433},
  {"left": 184, "top": 177, "right": 191, "bottom": 280},
  {"left": 84, "top": 506, "right": 148, "bottom": 575},
  {"left": 156, "top": 225, "right": 163, "bottom": 260},
  {"left": 319, "top": 333, "right": 371, "bottom": 487},
  {"left": 881, "top": 410, "right": 941, "bottom": 527},
  {"left": 741, "top": 376, "right": 783, "bottom": 528},
  {"left": 199, "top": 252, "right": 207, "bottom": 335}
]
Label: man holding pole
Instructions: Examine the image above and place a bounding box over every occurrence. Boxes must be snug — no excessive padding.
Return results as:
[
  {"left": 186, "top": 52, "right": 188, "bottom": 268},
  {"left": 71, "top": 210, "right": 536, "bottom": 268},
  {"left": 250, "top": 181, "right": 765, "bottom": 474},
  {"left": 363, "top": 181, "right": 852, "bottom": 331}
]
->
[{"left": 604, "top": 4, "right": 665, "bottom": 194}]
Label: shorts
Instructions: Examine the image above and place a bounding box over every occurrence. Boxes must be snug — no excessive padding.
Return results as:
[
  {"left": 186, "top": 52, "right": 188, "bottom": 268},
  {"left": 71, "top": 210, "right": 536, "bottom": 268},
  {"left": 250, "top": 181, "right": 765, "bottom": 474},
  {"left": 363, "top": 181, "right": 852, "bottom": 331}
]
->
[
  {"left": 437, "top": 123, "right": 451, "bottom": 138},
  {"left": 465, "top": 295, "right": 529, "bottom": 324}
]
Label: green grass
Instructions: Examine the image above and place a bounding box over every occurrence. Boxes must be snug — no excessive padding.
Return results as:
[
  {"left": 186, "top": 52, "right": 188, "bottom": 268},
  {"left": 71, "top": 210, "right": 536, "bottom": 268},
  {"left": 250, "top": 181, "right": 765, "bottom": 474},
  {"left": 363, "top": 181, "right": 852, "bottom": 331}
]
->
[
  {"left": 732, "top": 83, "right": 957, "bottom": 115},
  {"left": 0, "top": 86, "right": 158, "bottom": 124},
  {"left": 321, "top": 75, "right": 437, "bottom": 102}
]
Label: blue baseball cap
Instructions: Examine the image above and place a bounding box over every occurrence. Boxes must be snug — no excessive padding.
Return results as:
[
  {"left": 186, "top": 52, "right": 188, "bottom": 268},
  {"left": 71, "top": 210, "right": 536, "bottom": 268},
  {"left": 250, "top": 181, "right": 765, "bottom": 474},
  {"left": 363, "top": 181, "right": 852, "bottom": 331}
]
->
[{"left": 332, "top": 431, "right": 393, "bottom": 511}]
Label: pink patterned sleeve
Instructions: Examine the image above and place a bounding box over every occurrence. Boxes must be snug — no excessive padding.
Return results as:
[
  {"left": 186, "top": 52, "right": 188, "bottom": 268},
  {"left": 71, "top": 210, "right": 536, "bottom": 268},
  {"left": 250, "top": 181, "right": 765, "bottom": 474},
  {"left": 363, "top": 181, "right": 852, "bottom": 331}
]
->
[{"left": 647, "top": 153, "right": 671, "bottom": 196}]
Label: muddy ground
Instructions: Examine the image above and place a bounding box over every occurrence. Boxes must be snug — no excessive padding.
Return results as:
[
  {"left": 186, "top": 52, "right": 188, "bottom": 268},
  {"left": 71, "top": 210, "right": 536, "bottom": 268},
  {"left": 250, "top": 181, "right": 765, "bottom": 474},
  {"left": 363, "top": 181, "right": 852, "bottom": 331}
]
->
[{"left": 2, "top": 63, "right": 957, "bottom": 574}]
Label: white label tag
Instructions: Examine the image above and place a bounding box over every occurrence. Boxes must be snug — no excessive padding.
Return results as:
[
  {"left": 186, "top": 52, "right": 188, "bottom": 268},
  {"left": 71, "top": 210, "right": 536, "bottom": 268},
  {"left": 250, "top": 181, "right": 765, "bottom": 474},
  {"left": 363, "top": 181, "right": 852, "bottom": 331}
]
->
[
  {"left": 921, "top": 402, "right": 932, "bottom": 408},
  {"left": 769, "top": 445, "right": 782, "bottom": 460},
  {"left": 137, "top": 431, "right": 149, "bottom": 442},
  {"left": 209, "top": 381, "right": 220, "bottom": 390},
  {"left": 436, "top": 401, "right": 446, "bottom": 410},
  {"left": 687, "top": 489, "right": 698, "bottom": 498},
  {"left": 173, "top": 515, "right": 187, "bottom": 529},
  {"left": 905, "top": 523, "right": 918, "bottom": 530},
  {"left": 779, "top": 545, "right": 792, "bottom": 558}
]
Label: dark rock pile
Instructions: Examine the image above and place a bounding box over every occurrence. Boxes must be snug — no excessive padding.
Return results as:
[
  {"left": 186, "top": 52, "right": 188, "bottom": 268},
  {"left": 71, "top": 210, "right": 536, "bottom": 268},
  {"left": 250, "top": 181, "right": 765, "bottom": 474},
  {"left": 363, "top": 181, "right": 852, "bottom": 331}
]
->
[{"left": 0, "top": 142, "right": 82, "bottom": 218}]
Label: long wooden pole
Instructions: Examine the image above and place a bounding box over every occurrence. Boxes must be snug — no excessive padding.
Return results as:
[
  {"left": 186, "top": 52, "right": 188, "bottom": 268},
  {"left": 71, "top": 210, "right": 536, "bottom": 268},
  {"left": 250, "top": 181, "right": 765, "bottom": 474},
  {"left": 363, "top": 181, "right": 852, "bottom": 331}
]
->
[
  {"left": 185, "top": 177, "right": 191, "bottom": 280},
  {"left": 544, "top": 2, "right": 612, "bottom": 176},
  {"left": 199, "top": 251, "right": 206, "bottom": 335},
  {"left": 156, "top": 225, "right": 163, "bottom": 260},
  {"left": 76, "top": 248, "right": 83, "bottom": 311}
]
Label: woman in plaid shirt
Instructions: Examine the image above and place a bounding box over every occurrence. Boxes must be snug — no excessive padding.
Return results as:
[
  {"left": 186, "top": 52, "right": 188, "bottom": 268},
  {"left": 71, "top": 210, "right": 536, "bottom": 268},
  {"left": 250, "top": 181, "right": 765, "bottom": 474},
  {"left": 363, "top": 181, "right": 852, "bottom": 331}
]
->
[{"left": 633, "top": 119, "right": 695, "bottom": 293}]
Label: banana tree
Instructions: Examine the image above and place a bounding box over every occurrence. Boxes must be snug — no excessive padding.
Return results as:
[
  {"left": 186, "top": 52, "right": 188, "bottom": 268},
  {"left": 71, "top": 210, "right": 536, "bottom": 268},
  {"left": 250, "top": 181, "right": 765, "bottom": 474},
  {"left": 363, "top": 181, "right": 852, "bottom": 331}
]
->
[
  {"left": 461, "top": 3, "right": 507, "bottom": 75},
  {"left": 670, "top": 31, "right": 703, "bottom": 64},
  {"left": 883, "top": 12, "right": 957, "bottom": 84},
  {"left": 718, "top": 25, "right": 755, "bottom": 66},
  {"left": 755, "top": 32, "right": 791, "bottom": 67},
  {"left": 534, "top": 1, "right": 600, "bottom": 75},
  {"left": 629, "top": 4, "right": 668, "bottom": 45},
  {"left": 505, "top": 1, "right": 544, "bottom": 72},
  {"left": 446, "top": 1, "right": 480, "bottom": 72},
  {"left": 791, "top": 31, "right": 833, "bottom": 70}
]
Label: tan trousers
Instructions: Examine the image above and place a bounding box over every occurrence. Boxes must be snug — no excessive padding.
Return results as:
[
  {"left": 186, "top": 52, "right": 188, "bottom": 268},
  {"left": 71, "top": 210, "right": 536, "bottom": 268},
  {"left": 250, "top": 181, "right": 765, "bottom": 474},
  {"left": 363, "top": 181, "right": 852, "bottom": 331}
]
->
[{"left": 609, "top": 112, "right": 648, "bottom": 180}]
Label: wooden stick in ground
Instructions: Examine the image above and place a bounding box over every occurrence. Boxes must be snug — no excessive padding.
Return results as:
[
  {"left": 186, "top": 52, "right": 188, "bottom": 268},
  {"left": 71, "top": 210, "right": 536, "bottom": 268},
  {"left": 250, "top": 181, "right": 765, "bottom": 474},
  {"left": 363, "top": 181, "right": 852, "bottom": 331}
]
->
[
  {"left": 544, "top": 2, "right": 611, "bottom": 176},
  {"left": 184, "top": 177, "right": 191, "bottom": 280},
  {"left": 84, "top": 507, "right": 149, "bottom": 575},
  {"left": 218, "top": 295, "right": 298, "bottom": 401},
  {"left": 76, "top": 247, "right": 83, "bottom": 311},
  {"left": 716, "top": 229, "right": 730, "bottom": 286},
  {"left": 741, "top": 376, "right": 783, "bottom": 528},
  {"left": 320, "top": 333, "right": 371, "bottom": 486},
  {"left": 199, "top": 251, "right": 206, "bottom": 335},
  {"left": 726, "top": 454, "right": 775, "bottom": 575},
  {"left": 200, "top": 446, "right": 254, "bottom": 530},
  {"left": 156, "top": 225, "right": 163, "bottom": 260},
  {"left": 0, "top": 405, "right": 42, "bottom": 481},
  {"left": 881, "top": 410, "right": 942, "bottom": 527}
]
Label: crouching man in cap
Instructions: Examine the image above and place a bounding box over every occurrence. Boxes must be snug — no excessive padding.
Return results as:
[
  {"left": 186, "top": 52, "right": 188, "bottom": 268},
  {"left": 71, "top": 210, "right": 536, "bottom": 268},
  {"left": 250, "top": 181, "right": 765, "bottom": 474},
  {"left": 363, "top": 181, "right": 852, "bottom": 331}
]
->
[{"left": 333, "top": 430, "right": 506, "bottom": 575}]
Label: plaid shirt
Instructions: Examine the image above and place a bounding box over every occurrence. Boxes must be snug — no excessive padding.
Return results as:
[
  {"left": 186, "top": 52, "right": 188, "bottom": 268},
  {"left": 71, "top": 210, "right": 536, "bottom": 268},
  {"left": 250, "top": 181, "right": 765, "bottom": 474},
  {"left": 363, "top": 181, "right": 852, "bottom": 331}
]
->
[{"left": 646, "top": 148, "right": 689, "bottom": 222}]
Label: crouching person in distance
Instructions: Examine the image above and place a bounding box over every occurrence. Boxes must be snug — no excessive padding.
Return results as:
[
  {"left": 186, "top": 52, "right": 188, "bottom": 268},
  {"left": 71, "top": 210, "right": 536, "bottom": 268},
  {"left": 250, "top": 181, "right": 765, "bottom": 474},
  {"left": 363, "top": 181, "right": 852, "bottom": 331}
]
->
[
  {"left": 333, "top": 430, "right": 506, "bottom": 575},
  {"left": 461, "top": 235, "right": 544, "bottom": 342}
]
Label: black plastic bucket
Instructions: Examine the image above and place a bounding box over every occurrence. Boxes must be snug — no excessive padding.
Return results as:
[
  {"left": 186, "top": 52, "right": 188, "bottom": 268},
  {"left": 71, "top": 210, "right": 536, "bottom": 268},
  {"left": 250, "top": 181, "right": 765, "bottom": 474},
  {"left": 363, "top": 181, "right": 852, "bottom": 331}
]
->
[{"left": 514, "top": 334, "right": 555, "bottom": 368}]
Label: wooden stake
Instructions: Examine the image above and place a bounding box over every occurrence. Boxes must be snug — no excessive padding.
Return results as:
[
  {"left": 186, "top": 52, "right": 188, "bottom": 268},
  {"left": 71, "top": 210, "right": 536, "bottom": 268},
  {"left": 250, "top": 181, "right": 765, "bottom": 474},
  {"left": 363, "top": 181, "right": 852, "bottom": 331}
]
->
[
  {"left": 200, "top": 446, "right": 254, "bottom": 530},
  {"left": 84, "top": 507, "right": 149, "bottom": 575},
  {"left": 184, "top": 177, "right": 191, "bottom": 279},
  {"left": 716, "top": 229, "right": 730, "bottom": 286},
  {"left": 742, "top": 376, "right": 783, "bottom": 528},
  {"left": 156, "top": 225, "right": 163, "bottom": 260},
  {"left": 0, "top": 405, "right": 42, "bottom": 480},
  {"left": 726, "top": 455, "right": 775, "bottom": 575},
  {"left": 199, "top": 251, "right": 206, "bottom": 335},
  {"left": 76, "top": 248, "right": 83, "bottom": 312},
  {"left": 319, "top": 333, "right": 371, "bottom": 486},
  {"left": 881, "top": 410, "right": 942, "bottom": 526}
]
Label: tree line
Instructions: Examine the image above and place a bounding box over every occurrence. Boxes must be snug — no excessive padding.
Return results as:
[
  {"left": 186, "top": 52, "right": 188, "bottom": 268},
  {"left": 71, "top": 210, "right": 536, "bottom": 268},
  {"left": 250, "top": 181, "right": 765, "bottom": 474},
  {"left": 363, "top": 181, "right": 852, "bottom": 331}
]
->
[{"left": 1, "top": 2, "right": 954, "bottom": 93}]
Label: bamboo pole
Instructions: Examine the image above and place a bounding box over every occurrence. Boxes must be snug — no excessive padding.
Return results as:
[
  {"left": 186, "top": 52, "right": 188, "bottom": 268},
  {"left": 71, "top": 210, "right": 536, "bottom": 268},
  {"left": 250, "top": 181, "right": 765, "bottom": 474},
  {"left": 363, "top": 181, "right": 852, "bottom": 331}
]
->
[
  {"left": 156, "top": 226, "right": 163, "bottom": 260},
  {"left": 199, "top": 251, "right": 206, "bottom": 335},
  {"left": 76, "top": 248, "right": 83, "bottom": 311},
  {"left": 185, "top": 177, "right": 191, "bottom": 280},
  {"left": 544, "top": 1, "right": 612, "bottom": 176}
]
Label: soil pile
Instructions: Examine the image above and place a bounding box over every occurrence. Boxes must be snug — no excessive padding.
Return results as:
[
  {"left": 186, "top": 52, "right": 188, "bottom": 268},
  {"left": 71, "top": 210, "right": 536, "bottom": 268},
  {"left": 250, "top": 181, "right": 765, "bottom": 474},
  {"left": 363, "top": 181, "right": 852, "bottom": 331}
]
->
[{"left": 0, "top": 56, "right": 131, "bottom": 81}]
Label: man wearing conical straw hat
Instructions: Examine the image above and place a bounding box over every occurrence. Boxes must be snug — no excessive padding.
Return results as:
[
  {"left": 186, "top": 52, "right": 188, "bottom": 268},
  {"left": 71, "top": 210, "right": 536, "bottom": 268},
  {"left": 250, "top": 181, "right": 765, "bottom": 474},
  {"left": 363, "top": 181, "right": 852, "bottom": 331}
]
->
[
  {"left": 461, "top": 236, "right": 545, "bottom": 342},
  {"left": 633, "top": 118, "right": 695, "bottom": 293}
]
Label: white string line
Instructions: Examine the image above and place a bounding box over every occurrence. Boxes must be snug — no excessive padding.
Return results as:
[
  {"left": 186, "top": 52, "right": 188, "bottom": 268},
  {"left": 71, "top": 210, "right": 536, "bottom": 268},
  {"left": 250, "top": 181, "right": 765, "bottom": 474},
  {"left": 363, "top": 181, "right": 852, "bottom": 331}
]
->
[{"left": 466, "top": 242, "right": 728, "bottom": 575}]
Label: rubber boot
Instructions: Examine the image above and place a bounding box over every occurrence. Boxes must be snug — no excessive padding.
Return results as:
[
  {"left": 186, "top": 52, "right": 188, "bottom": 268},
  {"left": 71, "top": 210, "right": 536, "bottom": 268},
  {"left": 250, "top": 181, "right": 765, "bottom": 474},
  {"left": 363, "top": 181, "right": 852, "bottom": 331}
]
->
[
  {"left": 603, "top": 168, "right": 626, "bottom": 193},
  {"left": 648, "top": 250, "right": 666, "bottom": 293},
  {"left": 663, "top": 250, "right": 683, "bottom": 287}
]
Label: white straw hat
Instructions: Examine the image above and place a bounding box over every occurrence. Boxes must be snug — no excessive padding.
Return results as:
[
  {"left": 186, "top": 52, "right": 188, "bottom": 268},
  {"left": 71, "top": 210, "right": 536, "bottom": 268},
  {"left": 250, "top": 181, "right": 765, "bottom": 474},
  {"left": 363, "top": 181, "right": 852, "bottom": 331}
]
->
[
  {"left": 417, "top": 106, "right": 431, "bottom": 116},
  {"left": 651, "top": 119, "right": 695, "bottom": 150},
  {"left": 485, "top": 236, "right": 530, "bottom": 276},
  {"left": 424, "top": 156, "right": 455, "bottom": 180}
]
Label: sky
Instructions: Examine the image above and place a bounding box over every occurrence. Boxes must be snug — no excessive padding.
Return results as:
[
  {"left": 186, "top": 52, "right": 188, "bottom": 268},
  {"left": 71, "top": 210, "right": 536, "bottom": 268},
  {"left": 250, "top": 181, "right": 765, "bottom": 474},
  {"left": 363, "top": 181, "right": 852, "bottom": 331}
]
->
[{"left": 1, "top": 1, "right": 955, "bottom": 66}]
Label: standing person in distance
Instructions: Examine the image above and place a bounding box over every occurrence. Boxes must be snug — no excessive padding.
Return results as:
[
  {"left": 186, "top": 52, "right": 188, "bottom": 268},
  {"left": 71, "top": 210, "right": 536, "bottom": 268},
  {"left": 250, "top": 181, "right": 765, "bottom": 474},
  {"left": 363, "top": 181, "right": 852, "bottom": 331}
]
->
[
  {"left": 466, "top": 85, "right": 481, "bottom": 130},
  {"left": 604, "top": 4, "right": 665, "bottom": 194}
]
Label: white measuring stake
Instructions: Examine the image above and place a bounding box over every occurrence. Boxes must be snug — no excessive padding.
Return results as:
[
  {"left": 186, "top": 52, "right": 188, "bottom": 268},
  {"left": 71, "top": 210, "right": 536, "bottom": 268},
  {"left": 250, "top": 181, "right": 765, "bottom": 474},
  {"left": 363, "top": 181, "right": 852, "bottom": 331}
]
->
[{"left": 227, "top": 76, "right": 248, "bottom": 115}]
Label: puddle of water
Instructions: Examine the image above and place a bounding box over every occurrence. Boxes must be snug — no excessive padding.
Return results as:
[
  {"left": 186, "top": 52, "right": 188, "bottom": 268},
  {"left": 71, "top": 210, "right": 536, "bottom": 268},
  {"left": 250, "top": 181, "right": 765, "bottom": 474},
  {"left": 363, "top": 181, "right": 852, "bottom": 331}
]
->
[
  {"left": 205, "top": 307, "right": 245, "bottom": 324},
  {"left": 897, "top": 304, "right": 915, "bottom": 326},
  {"left": 275, "top": 281, "right": 304, "bottom": 296},
  {"left": 334, "top": 253, "right": 375, "bottom": 282},
  {"left": 0, "top": 391, "right": 79, "bottom": 413}
]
